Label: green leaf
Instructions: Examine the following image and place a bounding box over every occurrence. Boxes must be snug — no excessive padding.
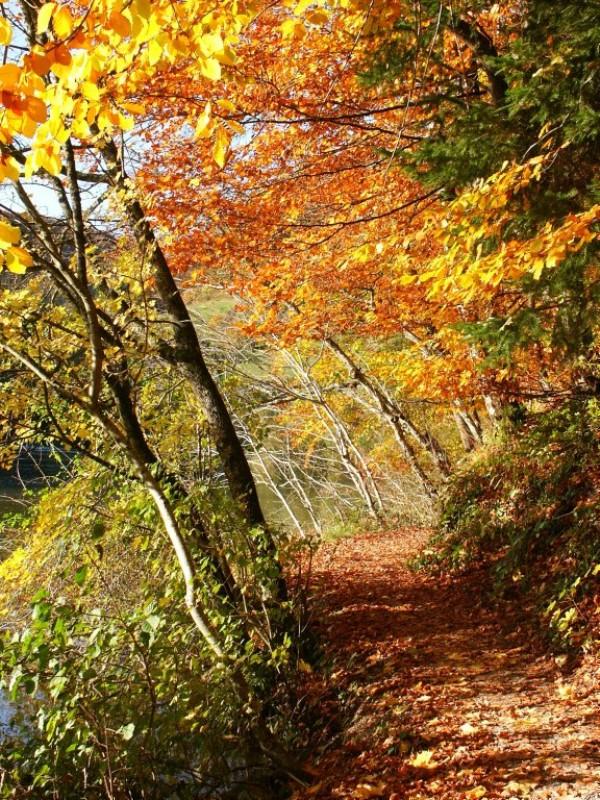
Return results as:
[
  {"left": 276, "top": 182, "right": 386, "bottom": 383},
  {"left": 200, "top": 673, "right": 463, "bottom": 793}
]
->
[
  {"left": 74, "top": 565, "right": 88, "bottom": 587},
  {"left": 32, "top": 588, "right": 49, "bottom": 603},
  {"left": 91, "top": 521, "right": 105, "bottom": 540}
]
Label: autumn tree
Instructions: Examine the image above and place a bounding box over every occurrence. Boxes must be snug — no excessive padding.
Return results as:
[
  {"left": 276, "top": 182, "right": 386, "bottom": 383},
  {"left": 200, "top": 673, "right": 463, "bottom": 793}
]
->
[
  {"left": 0, "top": 0, "right": 313, "bottom": 792},
  {"left": 134, "top": 1, "right": 481, "bottom": 500},
  {"left": 2, "top": 0, "right": 600, "bottom": 792}
]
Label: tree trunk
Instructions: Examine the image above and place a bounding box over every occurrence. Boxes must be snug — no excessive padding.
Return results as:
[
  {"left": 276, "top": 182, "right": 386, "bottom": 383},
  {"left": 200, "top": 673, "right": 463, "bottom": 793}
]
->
[
  {"left": 101, "top": 141, "right": 288, "bottom": 610},
  {"left": 101, "top": 139, "right": 268, "bottom": 535},
  {"left": 282, "top": 350, "right": 385, "bottom": 521},
  {"left": 324, "top": 337, "right": 447, "bottom": 498},
  {"left": 452, "top": 404, "right": 483, "bottom": 452}
]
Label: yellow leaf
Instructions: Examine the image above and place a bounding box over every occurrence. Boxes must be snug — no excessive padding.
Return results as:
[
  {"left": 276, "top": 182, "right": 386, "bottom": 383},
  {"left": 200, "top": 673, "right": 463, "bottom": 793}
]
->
[
  {"left": 531, "top": 256, "right": 545, "bottom": 280},
  {"left": 200, "top": 30, "right": 224, "bottom": 57},
  {"left": 147, "top": 38, "right": 162, "bottom": 66},
  {"left": 294, "top": 0, "right": 315, "bottom": 14},
  {"left": 216, "top": 98, "right": 236, "bottom": 113},
  {"left": 408, "top": 749, "right": 437, "bottom": 768},
  {"left": 546, "top": 246, "right": 565, "bottom": 268},
  {"left": 194, "top": 101, "right": 212, "bottom": 139},
  {"left": 214, "top": 45, "right": 237, "bottom": 66},
  {"left": 32, "top": 143, "right": 61, "bottom": 176},
  {"left": 0, "top": 156, "right": 19, "bottom": 181},
  {"left": 81, "top": 81, "right": 99, "bottom": 102},
  {"left": 280, "top": 18, "right": 303, "bottom": 38},
  {"left": 36, "top": 2, "right": 56, "bottom": 36},
  {"left": 71, "top": 117, "right": 91, "bottom": 139},
  {"left": 6, "top": 246, "right": 33, "bottom": 274},
  {"left": 49, "top": 113, "right": 69, "bottom": 142},
  {"left": 122, "top": 101, "right": 145, "bottom": 115},
  {"left": 53, "top": 5, "right": 73, "bottom": 39},
  {"left": 397, "top": 274, "right": 417, "bottom": 286},
  {"left": 117, "top": 113, "right": 134, "bottom": 132},
  {"left": 133, "top": 0, "right": 151, "bottom": 21},
  {"left": 125, "top": 6, "right": 143, "bottom": 40},
  {"left": 96, "top": 109, "right": 116, "bottom": 132},
  {"left": 5, "top": 256, "right": 26, "bottom": 274},
  {"left": 200, "top": 57, "right": 221, "bottom": 81},
  {"left": 0, "top": 221, "right": 21, "bottom": 247},
  {"left": 465, "top": 786, "right": 487, "bottom": 800},
  {"left": 0, "top": 18, "right": 11, "bottom": 45},
  {"left": 223, "top": 118, "right": 243, "bottom": 134},
  {"left": 212, "top": 126, "right": 229, "bottom": 168}
]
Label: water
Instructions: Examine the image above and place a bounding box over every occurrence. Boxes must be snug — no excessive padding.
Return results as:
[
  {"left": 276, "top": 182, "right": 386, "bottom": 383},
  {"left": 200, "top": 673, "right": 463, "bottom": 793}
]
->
[
  {"left": 0, "top": 694, "right": 13, "bottom": 729},
  {"left": 0, "top": 448, "right": 68, "bottom": 733},
  {"left": 0, "top": 445, "right": 71, "bottom": 493}
]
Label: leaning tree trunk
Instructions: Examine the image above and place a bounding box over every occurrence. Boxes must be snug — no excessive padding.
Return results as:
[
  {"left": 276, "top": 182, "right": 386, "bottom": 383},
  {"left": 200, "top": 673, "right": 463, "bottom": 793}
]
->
[
  {"left": 324, "top": 337, "right": 448, "bottom": 499},
  {"left": 320, "top": 400, "right": 384, "bottom": 517},
  {"left": 101, "top": 141, "right": 276, "bottom": 543},
  {"left": 282, "top": 350, "right": 385, "bottom": 521},
  {"left": 452, "top": 403, "right": 483, "bottom": 452},
  {"left": 239, "top": 419, "right": 306, "bottom": 537}
]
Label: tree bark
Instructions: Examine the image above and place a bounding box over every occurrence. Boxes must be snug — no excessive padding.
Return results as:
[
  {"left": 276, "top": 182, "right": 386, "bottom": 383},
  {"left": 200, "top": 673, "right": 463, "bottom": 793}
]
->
[
  {"left": 101, "top": 139, "right": 268, "bottom": 533},
  {"left": 452, "top": 404, "right": 483, "bottom": 452},
  {"left": 450, "top": 16, "right": 508, "bottom": 106},
  {"left": 324, "top": 337, "right": 449, "bottom": 498},
  {"left": 282, "top": 350, "right": 385, "bottom": 520}
]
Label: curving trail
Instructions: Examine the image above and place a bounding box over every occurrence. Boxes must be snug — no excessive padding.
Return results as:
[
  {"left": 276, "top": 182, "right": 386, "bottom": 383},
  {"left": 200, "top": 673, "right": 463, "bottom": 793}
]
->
[{"left": 295, "top": 530, "right": 600, "bottom": 800}]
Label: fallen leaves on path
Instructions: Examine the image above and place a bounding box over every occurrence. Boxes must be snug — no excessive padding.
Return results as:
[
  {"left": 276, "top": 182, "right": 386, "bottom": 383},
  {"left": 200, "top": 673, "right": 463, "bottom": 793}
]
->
[{"left": 295, "top": 530, "right": 600, "bottom": 800}]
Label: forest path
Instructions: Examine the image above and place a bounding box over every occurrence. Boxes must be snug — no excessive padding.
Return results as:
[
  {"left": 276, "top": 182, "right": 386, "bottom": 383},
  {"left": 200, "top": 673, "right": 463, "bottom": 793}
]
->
[{"left": 294, "top": 529, "right": 600, "bottom": 800}]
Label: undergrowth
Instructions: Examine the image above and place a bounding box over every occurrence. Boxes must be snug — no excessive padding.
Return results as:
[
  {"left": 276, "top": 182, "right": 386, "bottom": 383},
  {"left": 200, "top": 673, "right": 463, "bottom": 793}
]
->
[
  {"left": 0, "top": 473, "right": 313, "bottom": 799},
  {"left": 416, "top": 399, "right": 600, "bottom": 651}
]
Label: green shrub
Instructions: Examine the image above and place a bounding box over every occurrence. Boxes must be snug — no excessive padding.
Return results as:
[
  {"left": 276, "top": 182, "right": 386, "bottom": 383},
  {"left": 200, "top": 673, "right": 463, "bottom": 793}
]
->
[{"left": 0, "top": 475, "right": 307, "bottom": 799}]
